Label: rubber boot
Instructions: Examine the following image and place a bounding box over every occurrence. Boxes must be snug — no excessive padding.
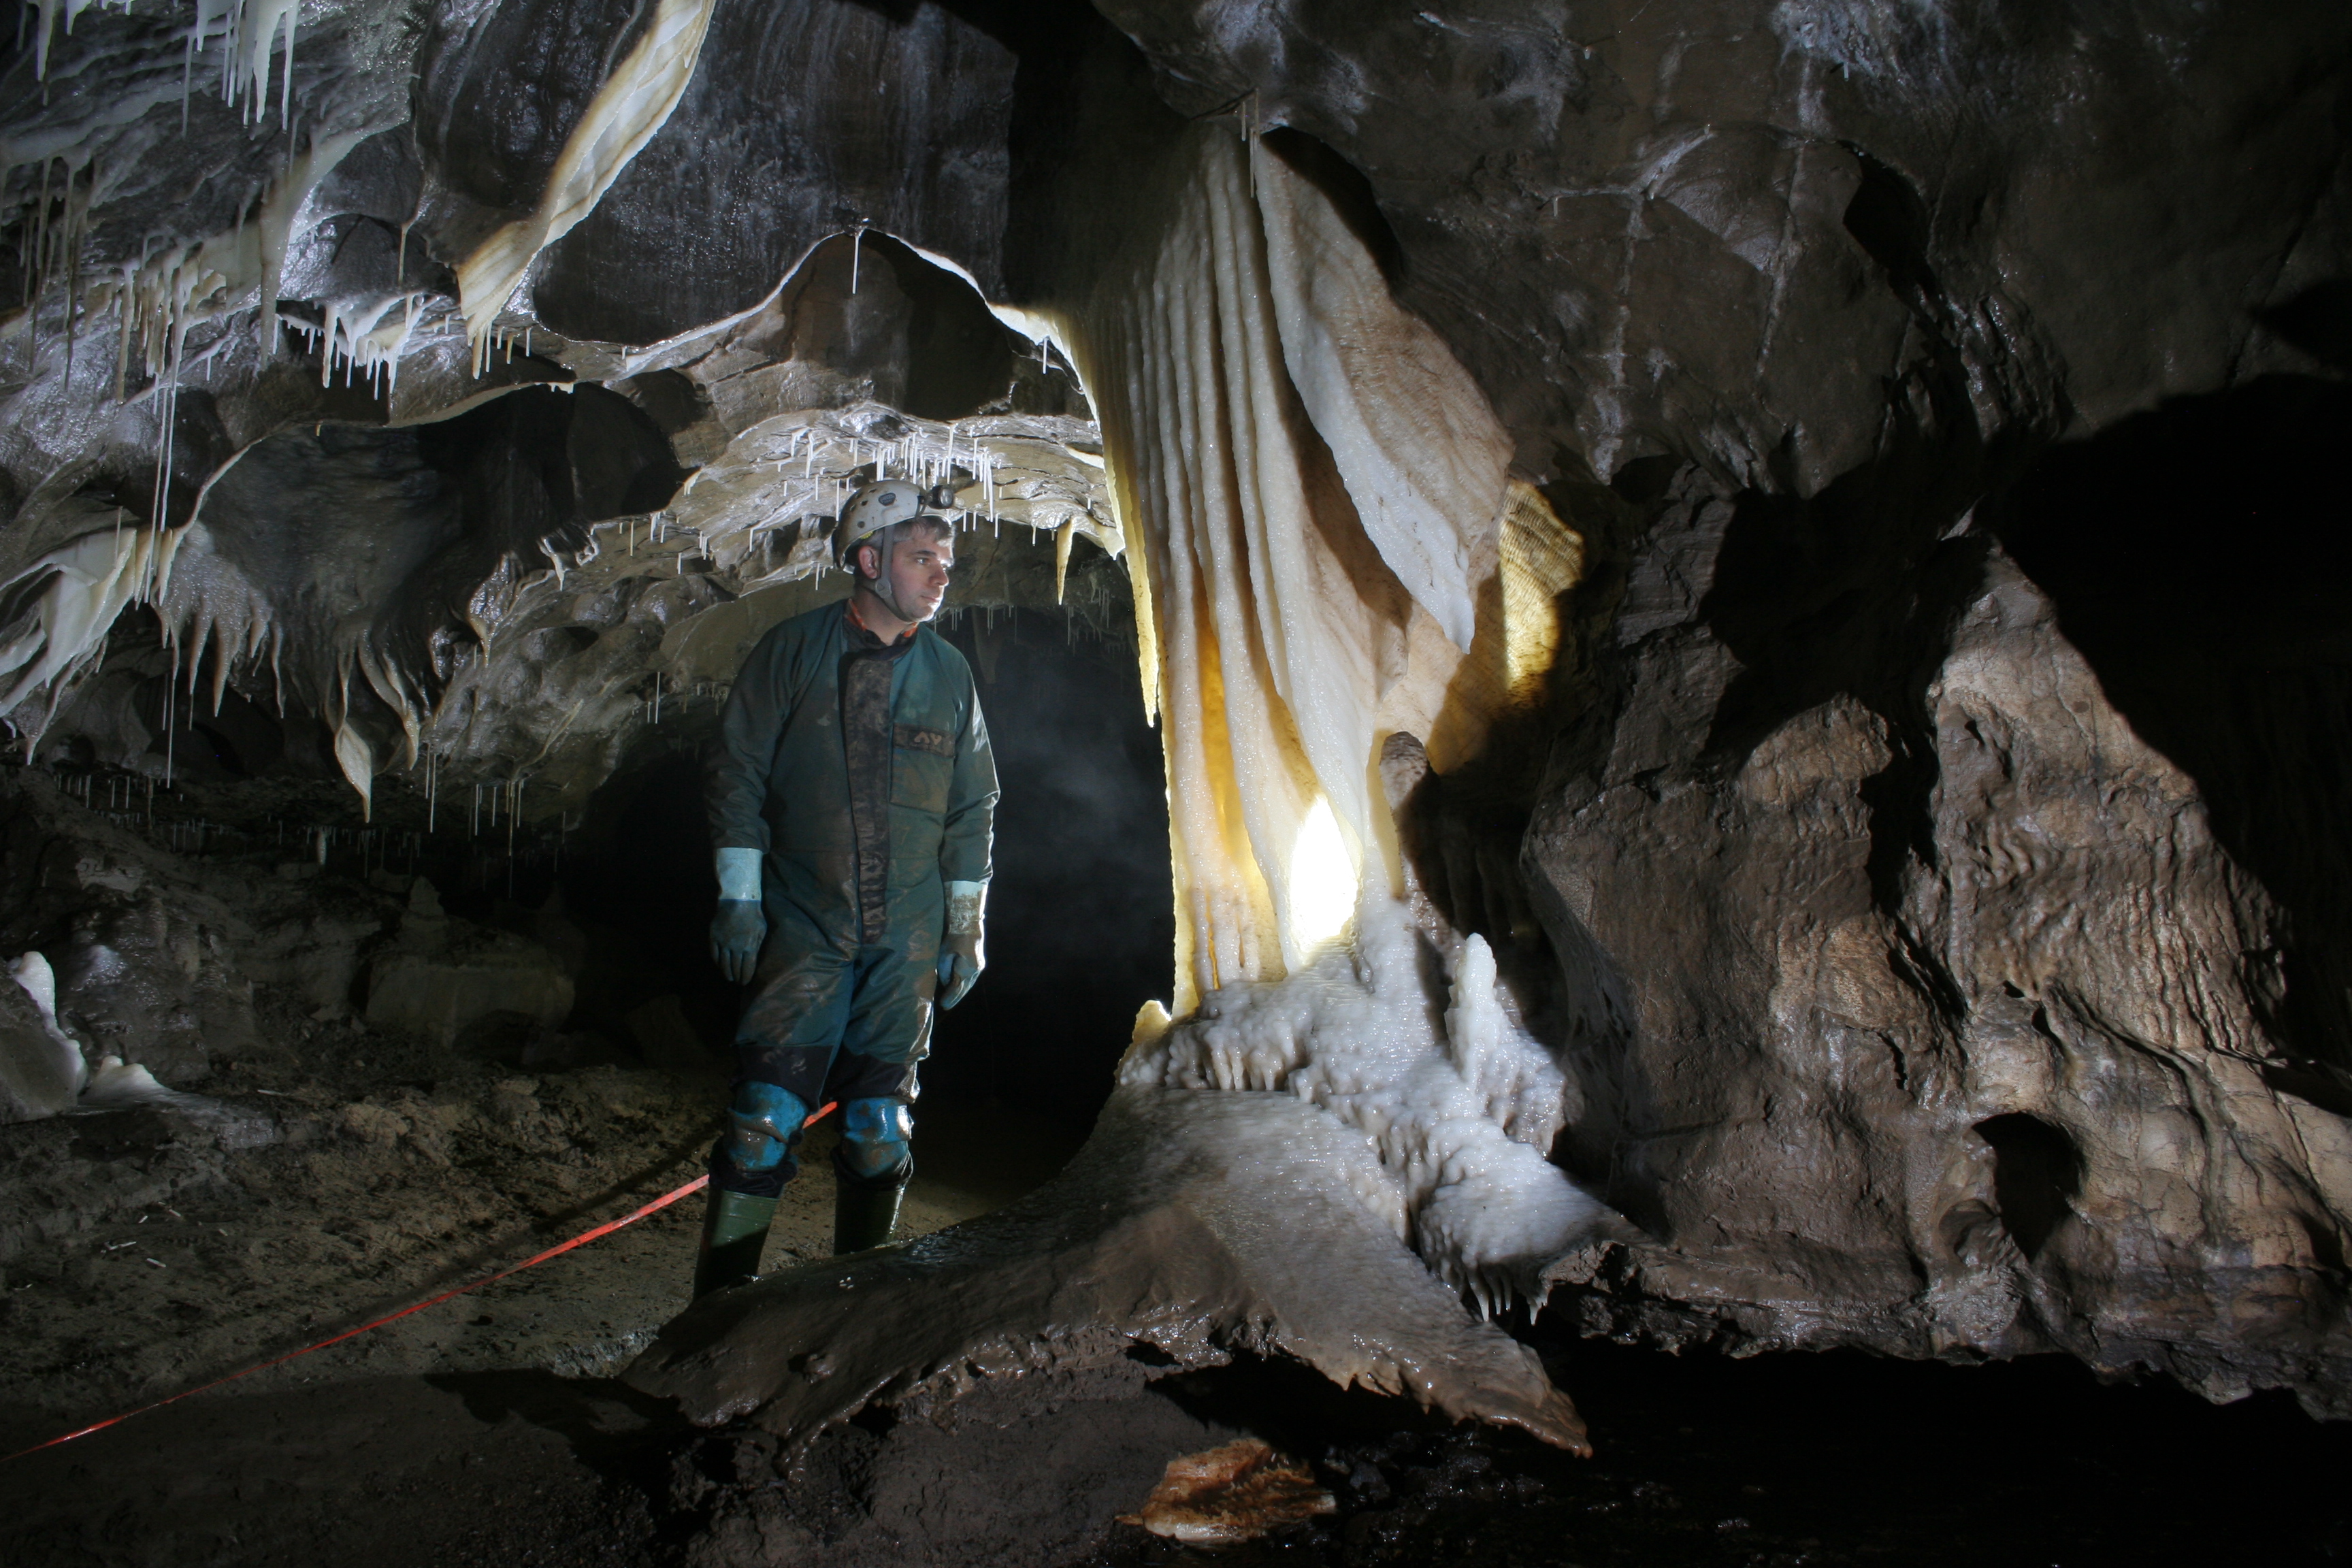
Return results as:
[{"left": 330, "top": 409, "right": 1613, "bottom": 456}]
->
[
  {"left": 693, "top": 1188, "right": 779, "bottom": 1298},
  {"left": 832, "top": 1146, "right": 911, "bottom": 1255}
]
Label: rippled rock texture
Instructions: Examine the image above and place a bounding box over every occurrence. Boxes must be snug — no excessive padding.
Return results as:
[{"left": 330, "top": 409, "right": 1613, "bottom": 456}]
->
[
  {"left": 1536, "top": 520, "right": 2352, "bottom": 1409},
  {"left": 630, "top": 1085, "right": 1592, "bottom": 1453}
]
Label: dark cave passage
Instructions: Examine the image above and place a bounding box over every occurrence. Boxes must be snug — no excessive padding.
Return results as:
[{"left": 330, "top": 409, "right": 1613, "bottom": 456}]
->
[
  {"left": 1972, "top": 1111, "right": 2083, "bottom": 1262},
  {"left": 921, "top": 611, "right": 1173, "bottom": 1126}
]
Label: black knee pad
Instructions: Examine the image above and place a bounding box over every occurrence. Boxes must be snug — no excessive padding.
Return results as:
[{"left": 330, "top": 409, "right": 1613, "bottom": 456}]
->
[{"left": 710, "top": 1137, "right": 794, "bottom": 1199}]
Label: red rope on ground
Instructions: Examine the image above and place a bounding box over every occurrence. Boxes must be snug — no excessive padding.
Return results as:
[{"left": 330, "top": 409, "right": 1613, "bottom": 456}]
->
[{"left": 3, "top": 1099, "right": 836, "bottom": 1464}]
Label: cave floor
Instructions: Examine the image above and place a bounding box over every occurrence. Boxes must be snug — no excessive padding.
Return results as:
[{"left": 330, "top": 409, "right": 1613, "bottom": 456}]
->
[
  {"left": 0, "top": 1013, "right": 1090, "bottom": 1567},
  {"left": 2, "top": 1306, "right": 2347, "bottom": 1566},
  {"left": 0, "top": 1053, "right": 1064, "bottom": 1423},
  {"left": 0, "top": 928, "right": 2344, "bottom": 1565}
]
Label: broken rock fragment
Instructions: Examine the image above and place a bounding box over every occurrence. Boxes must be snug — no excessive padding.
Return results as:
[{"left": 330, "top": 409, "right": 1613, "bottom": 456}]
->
[{"left": 1117, "top": 1439, "right": 1337, "bottom": 1544}]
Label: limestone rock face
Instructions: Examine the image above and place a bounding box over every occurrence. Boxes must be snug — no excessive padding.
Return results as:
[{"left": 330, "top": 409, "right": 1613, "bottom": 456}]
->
[
  {"left": 430, "top": 0, "right": 1020, "bottom": 342},
  {"left": 1525, "top": 511, "right": 2351, "bottom": 1411},
  {"left": 363, "top": 881, "right": 574, "bottom": 1049},
  {"left": 1090, "top": 0, "right": 2351, "bottom": 487},
  {"left": 1069, "top": 0, "right": 2352, "bottom": 1418}
]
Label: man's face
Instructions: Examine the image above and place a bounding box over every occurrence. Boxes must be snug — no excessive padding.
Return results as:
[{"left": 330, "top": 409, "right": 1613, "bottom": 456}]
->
[{"left": 864, "top": 527, "right": 954, "bottom": 623}]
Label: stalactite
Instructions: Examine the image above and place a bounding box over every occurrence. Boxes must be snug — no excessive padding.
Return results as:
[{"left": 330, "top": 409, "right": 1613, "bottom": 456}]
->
[
  {"left": 457, "top": 0, "right": 720, "bottom": 370},
  {"left": 0, "top": 524, "right": 191, "bottom": 754},
  {"left": 287, "top": 291, "right": 431, "bottom": 397},
  {"left": 332, "top": 721, "right": 373, "bottom": 821}
]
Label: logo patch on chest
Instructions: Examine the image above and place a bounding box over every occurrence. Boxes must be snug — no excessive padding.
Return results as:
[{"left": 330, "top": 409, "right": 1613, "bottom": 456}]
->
[{"left": 894, "top": 724, "right": 954, "bottom": 757}]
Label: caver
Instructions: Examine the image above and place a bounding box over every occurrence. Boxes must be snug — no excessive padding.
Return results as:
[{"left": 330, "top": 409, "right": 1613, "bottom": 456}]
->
[{"left": 694, "top": 480, "right": 998, "bottom": 1297}]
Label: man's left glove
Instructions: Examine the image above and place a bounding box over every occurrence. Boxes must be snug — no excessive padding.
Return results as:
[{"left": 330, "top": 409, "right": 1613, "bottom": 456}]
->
[
  {"left": 937, "top": 879, "right": 987, "bottom": 1009},
  {"left": 711, "top": 848, "right": 766, "bottom": 984}
]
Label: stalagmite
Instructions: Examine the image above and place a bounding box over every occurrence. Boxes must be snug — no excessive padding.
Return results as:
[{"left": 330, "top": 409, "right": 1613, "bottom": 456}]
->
[
  {"left": 1118, "top": 900, "right": 1602, "bottom": 1314},
  {"left": 630, "top": 1083, "right": 1593, "bottom": 1455},
  {"left": 5, "top": 951, "right": 88, "bottom": 1107}
]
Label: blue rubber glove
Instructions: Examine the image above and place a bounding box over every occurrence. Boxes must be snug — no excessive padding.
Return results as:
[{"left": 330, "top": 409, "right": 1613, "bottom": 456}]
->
[
  {"left": 711, "top": 848, "right": 766, "bottom": 984},
  {"left": 712, "top": 902, "right": 766, "bottom": 984},
  {"left": 938, "top": 879, "right": 986, "bottom": 1009}
]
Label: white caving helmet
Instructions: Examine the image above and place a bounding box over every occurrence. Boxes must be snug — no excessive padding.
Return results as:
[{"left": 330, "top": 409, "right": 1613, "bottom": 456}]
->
[
  {"left": 834, "top": 480, "right": 959, "bottom": 572},
  {"left": 834, "top": 478, "right": 962, "bottom": 623}
]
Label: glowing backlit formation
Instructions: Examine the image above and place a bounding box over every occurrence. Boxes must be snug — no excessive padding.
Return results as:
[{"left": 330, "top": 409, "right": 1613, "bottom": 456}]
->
[{"left": 1029, "top": 125, "right": 1574, "bottom": 1007}]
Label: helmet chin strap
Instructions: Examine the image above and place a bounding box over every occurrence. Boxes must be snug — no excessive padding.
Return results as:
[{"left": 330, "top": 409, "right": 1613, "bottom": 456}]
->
[{"left": 862, "top": 538, "right": 927, "bottom": 624}]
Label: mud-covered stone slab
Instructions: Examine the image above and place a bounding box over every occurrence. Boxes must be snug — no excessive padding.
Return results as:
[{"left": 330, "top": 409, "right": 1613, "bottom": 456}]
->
[{"left": 627, "top": 1085, "right": 1589, "bottom": 1453}]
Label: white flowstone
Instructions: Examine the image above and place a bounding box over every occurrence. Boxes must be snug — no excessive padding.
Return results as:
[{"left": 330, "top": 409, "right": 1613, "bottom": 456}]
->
[{"left": 1120, "top": 899, "right": 1603, "bottom": 1315}]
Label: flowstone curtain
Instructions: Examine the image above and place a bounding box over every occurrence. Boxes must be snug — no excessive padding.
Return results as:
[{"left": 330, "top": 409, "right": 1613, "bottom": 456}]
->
[{"left": 1041, "top": 125, "right": 1550, "bottom": 1012}]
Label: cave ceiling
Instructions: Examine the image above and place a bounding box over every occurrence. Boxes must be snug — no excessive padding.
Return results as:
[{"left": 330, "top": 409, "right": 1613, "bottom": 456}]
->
[
  {"left": 2, "top": 0, "right": 2341, "bottom": 802},
  {"left": 0, "top": 0, "right": 1124, "bottom": 808}
]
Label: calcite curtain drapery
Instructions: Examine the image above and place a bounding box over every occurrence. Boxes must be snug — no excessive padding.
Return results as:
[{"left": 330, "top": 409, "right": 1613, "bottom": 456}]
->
[{"left": 1042, "top": 125, "right": 1519, "bottom": 1011}]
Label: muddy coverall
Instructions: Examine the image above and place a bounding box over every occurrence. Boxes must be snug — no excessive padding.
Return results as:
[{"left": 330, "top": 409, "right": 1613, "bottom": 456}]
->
[{"left": 702, "top": 600, "right": 997, "bottom": 1210}]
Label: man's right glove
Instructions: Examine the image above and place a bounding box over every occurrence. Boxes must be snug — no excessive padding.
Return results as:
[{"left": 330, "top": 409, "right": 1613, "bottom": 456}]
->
[
  {"left": 937, "top": 879, "right": 987, "bottom": 1009},
  {"left": 710, "top": 848, "right": 766, "bottom": 984}
]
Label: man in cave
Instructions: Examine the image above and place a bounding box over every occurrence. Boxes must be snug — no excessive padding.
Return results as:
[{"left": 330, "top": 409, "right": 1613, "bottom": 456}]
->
[{"left": 691, "top": 479, "right": 997, "bottom": 1297}]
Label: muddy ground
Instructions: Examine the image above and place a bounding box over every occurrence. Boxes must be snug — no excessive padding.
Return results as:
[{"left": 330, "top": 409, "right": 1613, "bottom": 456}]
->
[
  {"left": 0, "top": 1054, "right": 1053, "bottom": 1417},
  {"left": 3, "top": 1024, "right": 2347, "bottom": 1568}
]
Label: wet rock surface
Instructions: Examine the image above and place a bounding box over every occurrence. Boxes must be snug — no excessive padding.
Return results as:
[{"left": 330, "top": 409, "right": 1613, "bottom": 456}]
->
[
  {"left": 1503, "top": 391, "right": 2352, "bottom": 1414},
  {"left": 5, "top": 1330, "right": 2347, "bottom": 1566},
  {"left": 627, "top": 1087, "right": 1590, "bottom": 1455},
  {"left": 1089, "top": 0, "right": 2351, "bottom": 482}
]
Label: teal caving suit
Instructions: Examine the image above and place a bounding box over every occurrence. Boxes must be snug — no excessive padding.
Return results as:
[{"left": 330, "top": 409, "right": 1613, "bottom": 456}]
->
[{"left": 700, "top": 600, "right": 996, "bottom": 1276}]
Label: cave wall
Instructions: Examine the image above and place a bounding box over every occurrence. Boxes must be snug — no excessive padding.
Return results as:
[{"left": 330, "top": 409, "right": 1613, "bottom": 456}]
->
[
  {"left": 1534, "top": 495, "right": 2350, "bottom": 1408},
  {"left": 1090, "top": 0, "right": 2351, "bottom": 490},
  {"left": 1069, "top": 2, "right": 2352, "bottom": 1407}
]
